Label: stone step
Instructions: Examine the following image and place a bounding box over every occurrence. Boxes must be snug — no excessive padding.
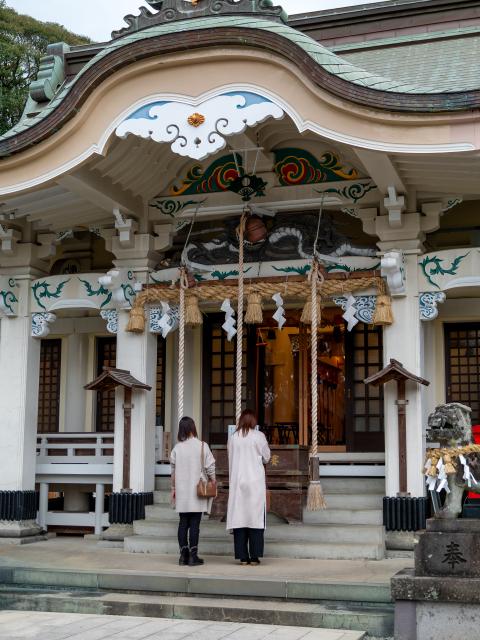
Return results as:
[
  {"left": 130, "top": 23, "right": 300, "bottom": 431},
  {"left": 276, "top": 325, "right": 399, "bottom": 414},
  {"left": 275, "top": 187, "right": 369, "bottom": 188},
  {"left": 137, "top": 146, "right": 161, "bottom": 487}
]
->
[
  {"left": 146, "top": 504, "right": 291, "bottom": 525},
  {"left": 311, "top": 494, "right": 383, "bottom": 510},
  {"left": 134, "top": 519, "right": 384, "bottom": 545},
  {"left": 0, "top": 610, "right": 369, "bottom": 640},
  {"left": 0, "top": 588, "right": 390, "bottom": 636},
  {"left": 155, "top": 477, "right": 171, "bottom": 491},
  {"left": 153, "top": 490, "right": 171, "bottom": 505},
  {"left": 316, "top": 478, "right": 385, "bottom": 495},
  {"left": 125, "top": 535, "right": 384, "bottom": 560},
  {"left": 303, "top": 509, "right": 382, "bottom": 526},
  {"left": 149, "top": 494, "right": 383, "bottom": 515},
  {"left": 0, "top": 565, "right": 392, "bottom": 604}
]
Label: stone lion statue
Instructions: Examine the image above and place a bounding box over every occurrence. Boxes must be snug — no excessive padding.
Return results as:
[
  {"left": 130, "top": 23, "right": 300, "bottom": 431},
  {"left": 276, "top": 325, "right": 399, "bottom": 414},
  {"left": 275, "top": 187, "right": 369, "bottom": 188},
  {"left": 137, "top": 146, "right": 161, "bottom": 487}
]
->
[
  {"left": 426, "top": 403, "right": 480, "bottom": 519},
  {"left": 427, "top": 402, "right": 472, "bottom": 445}
]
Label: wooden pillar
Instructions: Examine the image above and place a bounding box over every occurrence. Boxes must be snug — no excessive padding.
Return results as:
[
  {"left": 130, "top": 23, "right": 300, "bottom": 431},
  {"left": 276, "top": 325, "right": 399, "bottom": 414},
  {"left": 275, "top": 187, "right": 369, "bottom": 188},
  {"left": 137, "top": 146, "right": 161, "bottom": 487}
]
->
[
  {"left": 298, "top": 324, "right": 309, "bottom": 446},
  {"left": 396, "top": 379, "right": 408, "bottom": 495},
  {"left": 123, "top": 387, "right": 132, "bottom": 491}
]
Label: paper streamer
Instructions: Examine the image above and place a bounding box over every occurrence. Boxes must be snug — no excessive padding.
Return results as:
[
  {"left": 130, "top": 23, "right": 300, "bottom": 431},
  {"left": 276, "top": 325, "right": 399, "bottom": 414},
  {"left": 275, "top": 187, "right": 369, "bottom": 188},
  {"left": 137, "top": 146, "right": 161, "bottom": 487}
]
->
[
  {"left": 342, "top": 294, "right": 359, "bottom": 332},
  {"left": 272, "top": 292, "right": 286, "bottom": 330},
  {"left": 221, "top": 298, "right": 237, "bottom": 341}
]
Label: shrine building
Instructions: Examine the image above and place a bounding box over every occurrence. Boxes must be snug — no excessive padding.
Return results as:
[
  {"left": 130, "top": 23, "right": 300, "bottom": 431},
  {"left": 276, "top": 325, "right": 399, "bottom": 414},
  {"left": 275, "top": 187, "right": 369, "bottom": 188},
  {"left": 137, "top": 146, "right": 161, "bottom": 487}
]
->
[{"left": 1, "top": 0, "right": 480, "bottom": 558}]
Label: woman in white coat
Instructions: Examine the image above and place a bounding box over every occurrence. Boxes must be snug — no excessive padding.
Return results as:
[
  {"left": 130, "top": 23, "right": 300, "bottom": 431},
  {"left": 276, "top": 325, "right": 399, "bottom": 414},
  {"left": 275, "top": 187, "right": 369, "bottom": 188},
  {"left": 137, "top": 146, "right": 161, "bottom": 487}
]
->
[
  {"left": 227, "top": 409, "right": 271, "bottom": 565},
  {"left": 170, "top": 417, "right": 215, "bottom": 567}
]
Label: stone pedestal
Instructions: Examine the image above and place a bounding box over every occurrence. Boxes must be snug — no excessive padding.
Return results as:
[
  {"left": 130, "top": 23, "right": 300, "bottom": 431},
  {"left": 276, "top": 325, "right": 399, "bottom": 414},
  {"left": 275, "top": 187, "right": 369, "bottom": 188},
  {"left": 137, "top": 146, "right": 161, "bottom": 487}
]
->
[{"left": 392, "top": 518, "right": 480, "bottom": 640}]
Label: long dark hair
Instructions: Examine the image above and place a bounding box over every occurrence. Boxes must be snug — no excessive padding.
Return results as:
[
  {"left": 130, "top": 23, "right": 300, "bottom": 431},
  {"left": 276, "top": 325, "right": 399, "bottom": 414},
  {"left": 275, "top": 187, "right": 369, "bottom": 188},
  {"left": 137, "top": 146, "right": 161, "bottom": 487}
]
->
[
  {"left": 178, "top": 416, "right": 198, "bottom": 442},
  {"left": 236, "top": 409, "right": 257, "bottom": 437}
]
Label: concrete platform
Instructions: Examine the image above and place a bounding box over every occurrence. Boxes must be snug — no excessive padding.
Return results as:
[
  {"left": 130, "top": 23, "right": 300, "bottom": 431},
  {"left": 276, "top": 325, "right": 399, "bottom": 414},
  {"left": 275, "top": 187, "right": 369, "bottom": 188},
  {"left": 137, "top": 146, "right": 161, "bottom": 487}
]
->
[
  {"left": 0, "top": 610, "right": 367, "bottom": 639},
  {"left": 0, "top": 537, "right": 411, "bottom": 589},
  {"left": 0, "top": 538, "right": 409, "bottom": 636}
]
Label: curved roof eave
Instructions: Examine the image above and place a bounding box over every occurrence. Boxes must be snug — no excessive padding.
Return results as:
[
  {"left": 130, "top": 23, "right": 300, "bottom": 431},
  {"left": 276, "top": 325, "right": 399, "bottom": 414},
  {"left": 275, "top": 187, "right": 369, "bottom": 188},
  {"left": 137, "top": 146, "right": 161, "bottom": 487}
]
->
[{"left": 1, "top": 15, "right": 480, "bottom": 158}]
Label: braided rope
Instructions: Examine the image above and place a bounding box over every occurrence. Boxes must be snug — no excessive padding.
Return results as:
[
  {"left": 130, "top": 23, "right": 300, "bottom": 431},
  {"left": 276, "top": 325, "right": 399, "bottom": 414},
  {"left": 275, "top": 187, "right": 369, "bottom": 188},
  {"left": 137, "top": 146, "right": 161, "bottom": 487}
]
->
[
  {"left": 236, "top": 214, "right": 246, "bottom": 425},
  {"left": 425, "top": 444, "right": 480, "bottom": 476},
  {"left": 310, "top": 261, "right": 319, "bottom": 459},
  {"left": 178, "top": 269, "right": 188, "bottom": 421},
  {"left": 130, "top": 276, "right": 384, "bottom": 310}
]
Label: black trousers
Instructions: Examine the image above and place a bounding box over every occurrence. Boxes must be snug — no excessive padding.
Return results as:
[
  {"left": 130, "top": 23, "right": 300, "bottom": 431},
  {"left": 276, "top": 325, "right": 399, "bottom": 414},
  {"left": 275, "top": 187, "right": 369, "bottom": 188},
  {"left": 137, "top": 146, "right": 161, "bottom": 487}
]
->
[
  {"left": 233, "top": 527, "right": 265, "bottom": 560},
  {"left": 178, "top": 512, "right": 202, "bottom": 550}
]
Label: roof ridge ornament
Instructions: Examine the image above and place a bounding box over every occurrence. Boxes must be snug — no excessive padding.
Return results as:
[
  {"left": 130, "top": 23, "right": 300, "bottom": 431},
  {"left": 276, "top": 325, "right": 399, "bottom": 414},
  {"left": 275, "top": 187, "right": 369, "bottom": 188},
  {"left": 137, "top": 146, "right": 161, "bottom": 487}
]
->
[{"left": 113, "top": 0, "right": 287, "bottom": 39}]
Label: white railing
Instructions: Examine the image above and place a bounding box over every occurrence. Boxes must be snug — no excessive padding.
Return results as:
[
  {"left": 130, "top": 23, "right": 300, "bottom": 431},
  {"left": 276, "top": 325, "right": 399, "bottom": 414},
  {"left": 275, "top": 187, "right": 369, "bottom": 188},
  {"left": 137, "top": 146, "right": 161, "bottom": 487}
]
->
[
  {"left": 35, "top": 433, "right": 114, "bottom": 535},
  {"left": 36, "top": 432, "right": 114, "bottom": 464}
]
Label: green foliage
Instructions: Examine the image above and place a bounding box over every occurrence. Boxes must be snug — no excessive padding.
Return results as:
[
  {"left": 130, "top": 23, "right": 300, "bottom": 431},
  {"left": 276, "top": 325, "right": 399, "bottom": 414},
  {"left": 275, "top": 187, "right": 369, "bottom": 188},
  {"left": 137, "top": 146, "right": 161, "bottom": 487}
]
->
[{"left": 0, "top": 0, "right": 90, "bottom": 135}]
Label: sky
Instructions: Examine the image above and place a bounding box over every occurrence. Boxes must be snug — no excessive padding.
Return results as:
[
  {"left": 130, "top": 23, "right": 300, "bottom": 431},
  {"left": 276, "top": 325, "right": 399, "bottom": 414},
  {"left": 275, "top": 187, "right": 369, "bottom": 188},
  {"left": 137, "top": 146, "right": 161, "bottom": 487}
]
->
[{"left": 7, "top": 0, "right": 387, "bottom": 42}]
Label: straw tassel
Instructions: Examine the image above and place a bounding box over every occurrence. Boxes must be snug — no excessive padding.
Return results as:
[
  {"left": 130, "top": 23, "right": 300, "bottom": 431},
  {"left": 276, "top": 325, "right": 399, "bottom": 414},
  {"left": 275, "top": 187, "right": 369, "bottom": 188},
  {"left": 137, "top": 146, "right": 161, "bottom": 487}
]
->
[
  {"left": 300, "top": 299, "right": 322, "bottom": 325},
  {"left": 373, "top": 280, "right": 393, "bottom": 326},
  {"left": 373, "top": 293, "right": 393, "bottom": 326},
  {"left": 443, "top": 454, "right": 456, "bottom": 475},
  {"left": 185, "top": 295, "right": 203, "bottom": 326},
  {"left": 126, "top": 306, "right": 145, "bottom": 333},
  {"left": 245, "top": 292, "right": 263, "bottom": 324}
]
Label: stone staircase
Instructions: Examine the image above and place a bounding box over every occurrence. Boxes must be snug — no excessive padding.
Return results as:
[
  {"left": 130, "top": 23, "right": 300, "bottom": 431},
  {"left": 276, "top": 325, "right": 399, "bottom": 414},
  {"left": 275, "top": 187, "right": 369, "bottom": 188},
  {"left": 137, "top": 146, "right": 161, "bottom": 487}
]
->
[{"left": 125, "top": 477, "right": 385, "bottom": 560}]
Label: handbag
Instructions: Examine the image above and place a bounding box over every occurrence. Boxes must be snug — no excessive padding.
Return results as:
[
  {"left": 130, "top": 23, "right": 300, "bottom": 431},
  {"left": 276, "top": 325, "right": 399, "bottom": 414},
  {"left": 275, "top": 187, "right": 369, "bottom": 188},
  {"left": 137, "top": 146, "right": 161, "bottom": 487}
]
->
[{"left": 197, "top": 441, "right": 217, "bottom": 499}]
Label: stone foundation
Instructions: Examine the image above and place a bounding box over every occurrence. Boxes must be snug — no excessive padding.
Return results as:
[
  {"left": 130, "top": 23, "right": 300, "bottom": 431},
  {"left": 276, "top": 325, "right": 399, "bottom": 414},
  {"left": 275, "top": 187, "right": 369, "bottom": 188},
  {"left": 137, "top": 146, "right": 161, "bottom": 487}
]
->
[{"left": 392, "top": 518, "right": 480, "bottom": 640}]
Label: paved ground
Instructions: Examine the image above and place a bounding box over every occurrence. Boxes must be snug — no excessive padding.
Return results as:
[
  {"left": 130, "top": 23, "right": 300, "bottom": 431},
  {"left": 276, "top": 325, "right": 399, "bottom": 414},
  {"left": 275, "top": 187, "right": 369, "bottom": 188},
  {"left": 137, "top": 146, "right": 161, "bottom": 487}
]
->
[
  {"left": 0, "top": 537, "right": 412, "bottom": 585},
  {"left": 0, "top": 611, "right": 366, "bottom": 640}
]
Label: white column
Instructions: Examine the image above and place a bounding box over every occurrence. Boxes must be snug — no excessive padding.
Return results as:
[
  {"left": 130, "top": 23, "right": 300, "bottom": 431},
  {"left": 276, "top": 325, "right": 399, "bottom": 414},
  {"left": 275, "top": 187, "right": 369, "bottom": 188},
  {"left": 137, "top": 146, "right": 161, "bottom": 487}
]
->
[
  {"left": 63, "top": 333, "right": 89, "bottom": 432},
  {"left": 382, "top": 253, "right": 425, "bottom": 497},
  {"left": 0, "top": 278, "right": 41, "bottom": 492},
  {"left": 64, "top": 333, "right": 88, "bottom": 432},
  {"left": 38, "top": 482, "right": 49, "bottom": 530},
  {"left": 94, "top": 483, "right": 105, "bottom": 535},
  {"left": 115, "top": 310, "right": 156, "bottom": 493},
  {"left": 167, "top": 327, "right": 202, "bottom": 446}
]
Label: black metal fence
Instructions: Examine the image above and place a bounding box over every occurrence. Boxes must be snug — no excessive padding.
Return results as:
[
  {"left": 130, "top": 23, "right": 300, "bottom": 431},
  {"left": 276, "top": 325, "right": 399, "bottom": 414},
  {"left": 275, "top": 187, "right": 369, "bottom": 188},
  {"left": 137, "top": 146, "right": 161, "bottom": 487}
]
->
[
  {"left": 0, "top": 490, "right": 38, "bottom": 521},
  {"left": 108, "top": 491, "right": 153, "bottom": 524},
  {"left": 383, "top": 496, "right": 428, "bottom": 531}
]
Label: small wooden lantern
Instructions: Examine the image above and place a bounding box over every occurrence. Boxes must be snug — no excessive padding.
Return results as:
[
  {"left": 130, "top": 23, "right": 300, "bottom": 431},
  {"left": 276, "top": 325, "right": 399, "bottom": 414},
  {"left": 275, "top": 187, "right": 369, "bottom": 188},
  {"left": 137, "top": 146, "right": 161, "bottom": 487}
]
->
[
  {"left": 364, "top": 359, "right": 429, "bottom": 496},
  {"left": 85, "top": 367, "right": 152, "bottom": 491}
]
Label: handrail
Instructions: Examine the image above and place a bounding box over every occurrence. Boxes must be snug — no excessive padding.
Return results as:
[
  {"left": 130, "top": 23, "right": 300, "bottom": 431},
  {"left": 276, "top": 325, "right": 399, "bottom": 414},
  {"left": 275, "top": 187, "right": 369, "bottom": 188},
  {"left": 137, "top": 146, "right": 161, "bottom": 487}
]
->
[{"left": 36, "top": 432, "right": 115, "bottom": 462}]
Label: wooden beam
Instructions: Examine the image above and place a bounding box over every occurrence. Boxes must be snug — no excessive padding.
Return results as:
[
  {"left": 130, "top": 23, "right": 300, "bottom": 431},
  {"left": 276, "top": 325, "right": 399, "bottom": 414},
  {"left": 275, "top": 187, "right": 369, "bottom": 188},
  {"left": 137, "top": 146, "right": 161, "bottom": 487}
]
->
[
  {"left": 58, "top": 169, "right": 143, "bottom": 217},
  {"left": 354, "top": 149, "right": 406, "bottom": 195}
]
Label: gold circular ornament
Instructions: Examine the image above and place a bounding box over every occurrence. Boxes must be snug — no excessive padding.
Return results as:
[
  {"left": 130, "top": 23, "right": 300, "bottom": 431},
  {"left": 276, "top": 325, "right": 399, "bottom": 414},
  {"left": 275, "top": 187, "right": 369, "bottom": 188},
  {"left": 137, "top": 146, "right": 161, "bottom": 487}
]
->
[{"left": 187, "top": 113, "right": 205, "bottom": 127}]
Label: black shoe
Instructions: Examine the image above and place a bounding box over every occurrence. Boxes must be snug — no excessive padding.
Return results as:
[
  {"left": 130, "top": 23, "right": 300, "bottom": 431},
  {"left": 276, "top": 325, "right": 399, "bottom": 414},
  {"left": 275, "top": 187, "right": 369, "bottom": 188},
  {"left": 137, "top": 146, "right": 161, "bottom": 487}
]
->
[
  {"left": 179, "top": 547, "right": 189, "bottom": 566},
  {"left": 240, "top": 559, "right": 250, "bottom": 565},
  {"left": 250, "top": 558, "right": 261, "bottom": 565},
  {"left": 188, "top": 547, "right": 204, "bottom": 566}
]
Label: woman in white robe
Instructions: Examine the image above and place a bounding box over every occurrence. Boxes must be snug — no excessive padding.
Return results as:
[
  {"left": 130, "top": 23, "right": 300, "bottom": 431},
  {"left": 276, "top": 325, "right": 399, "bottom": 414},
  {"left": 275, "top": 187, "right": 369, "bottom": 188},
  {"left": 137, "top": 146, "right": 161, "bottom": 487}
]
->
[
  {"left": 226, "top": 409, "right": 271, "bottom": 565},
  {"left": 170, "top": 417, "right": 215, "bottom": 567}
]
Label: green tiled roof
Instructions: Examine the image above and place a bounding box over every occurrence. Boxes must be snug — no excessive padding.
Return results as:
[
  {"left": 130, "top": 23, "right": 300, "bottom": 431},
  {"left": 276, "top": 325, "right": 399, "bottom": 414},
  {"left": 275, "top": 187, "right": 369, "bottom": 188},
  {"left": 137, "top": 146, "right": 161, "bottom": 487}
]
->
[
  {"left": 335, "top": 28, "right": 480, "bottom": 93},
  {"left": 0, "top": 16, "right": 469, "bottom": 143}
]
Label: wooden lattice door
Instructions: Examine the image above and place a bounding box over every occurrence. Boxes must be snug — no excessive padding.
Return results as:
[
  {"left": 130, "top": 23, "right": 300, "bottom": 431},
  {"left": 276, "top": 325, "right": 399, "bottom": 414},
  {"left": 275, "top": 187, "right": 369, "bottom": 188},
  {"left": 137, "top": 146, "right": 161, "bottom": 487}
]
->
[
  {"left": 202, "top": 314, "right": 255, "bottom": 445},
  {"left": 445, "top": 323, "right": 480, "bottom": 424},
  {"left": 345, "top": 323, "right": 385, "bottom": 452},
  {"left": 95, "top": 337, "right": 117, "bottom": 432},
  {"left": 37, "top": 339, "right": 62, "bottom": 433}
]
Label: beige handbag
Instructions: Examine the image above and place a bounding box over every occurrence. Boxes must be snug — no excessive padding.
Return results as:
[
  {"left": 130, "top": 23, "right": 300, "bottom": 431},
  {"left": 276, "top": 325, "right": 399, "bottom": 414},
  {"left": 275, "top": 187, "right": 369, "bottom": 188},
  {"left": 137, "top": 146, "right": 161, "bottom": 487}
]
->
[{"left": 196, "top": 441, "right": 217, "bottom": 499}]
